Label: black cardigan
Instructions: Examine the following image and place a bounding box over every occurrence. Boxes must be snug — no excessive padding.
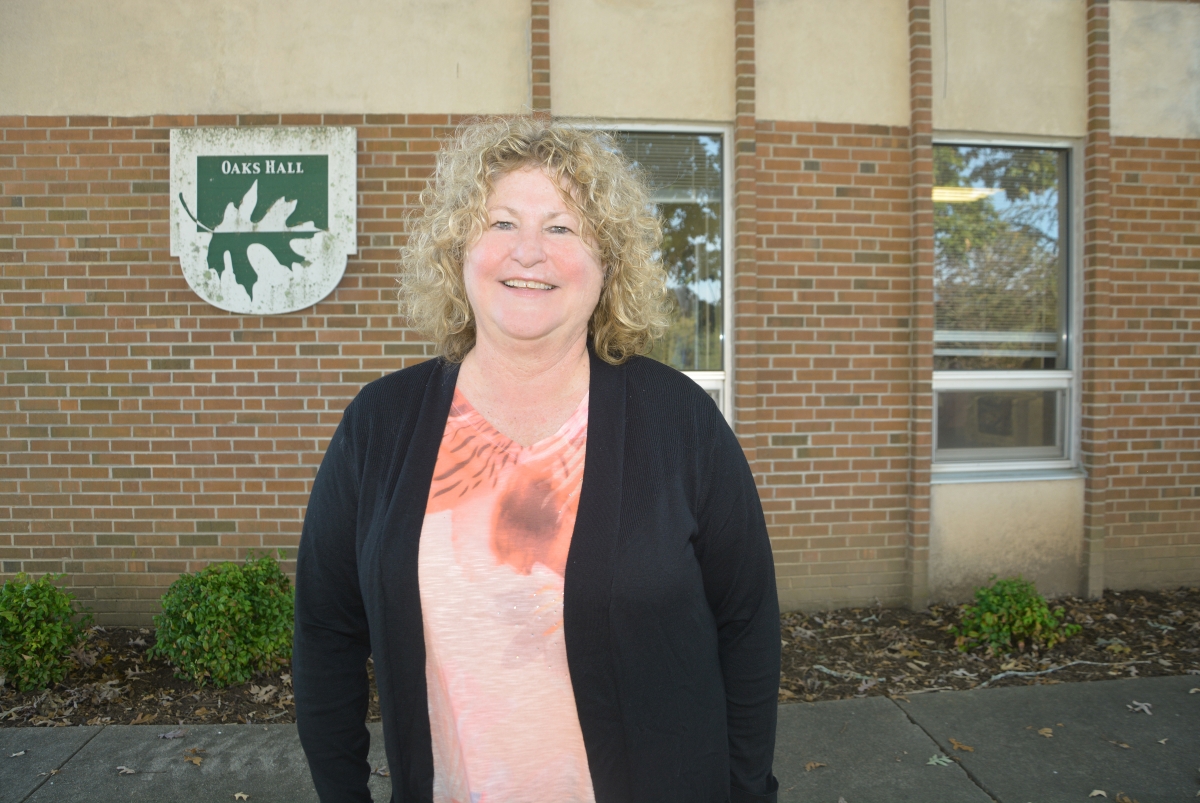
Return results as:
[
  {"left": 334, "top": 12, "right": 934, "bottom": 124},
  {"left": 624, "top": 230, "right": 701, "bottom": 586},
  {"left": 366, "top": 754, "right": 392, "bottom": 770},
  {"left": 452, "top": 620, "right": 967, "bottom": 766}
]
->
[{"left": 294, "top": 352, "right": 781, "bottom": 803}]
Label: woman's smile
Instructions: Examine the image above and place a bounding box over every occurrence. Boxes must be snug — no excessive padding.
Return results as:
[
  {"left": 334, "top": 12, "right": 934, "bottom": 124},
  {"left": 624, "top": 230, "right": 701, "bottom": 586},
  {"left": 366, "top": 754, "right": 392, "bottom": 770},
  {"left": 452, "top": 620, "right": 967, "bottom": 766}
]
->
[{"left": 502, "top": 278, "right": 556, "bottom": 290}]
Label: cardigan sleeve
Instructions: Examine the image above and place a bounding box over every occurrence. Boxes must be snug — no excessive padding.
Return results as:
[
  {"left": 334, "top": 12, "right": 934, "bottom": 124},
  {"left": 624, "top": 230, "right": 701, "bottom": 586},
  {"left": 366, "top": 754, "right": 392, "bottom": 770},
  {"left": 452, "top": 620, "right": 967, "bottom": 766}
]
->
[
  {"left": 693, "top": 413, "right": 781, "bottom": 803},
  {"left": 294, "top": 415, "right": 375, "bottom": 803}
]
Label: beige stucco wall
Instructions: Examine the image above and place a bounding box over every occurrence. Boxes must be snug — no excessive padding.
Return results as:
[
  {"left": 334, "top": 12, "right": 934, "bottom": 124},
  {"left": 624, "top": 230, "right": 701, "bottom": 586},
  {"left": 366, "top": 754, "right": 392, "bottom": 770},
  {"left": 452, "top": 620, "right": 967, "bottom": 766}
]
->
[
  {"left": 929, "top": 479, "right": 1085, "bottom": 603},
  {"left": 1111, "top": 0, "right": 1200, "bottom": 138},
  {"left": 757, "top": 0, "right": 910, "bottom": 126},
  {"left": 550, "top": 0, "right": 735, "bottom": 122},
  {"left": 932, "top": 0, "right": 1087, "bottom": 137},
  {"left": 0, "top": 0, "right": 530, "bottom": 115}
]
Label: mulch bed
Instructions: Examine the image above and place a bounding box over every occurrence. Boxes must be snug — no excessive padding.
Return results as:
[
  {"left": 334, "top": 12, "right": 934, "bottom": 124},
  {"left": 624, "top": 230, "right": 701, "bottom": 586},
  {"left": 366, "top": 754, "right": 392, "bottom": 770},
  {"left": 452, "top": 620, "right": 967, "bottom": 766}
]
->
[
  {"left": 2, "top": 587, "right": 1197, "bottom": 727},
  {"left": 779, "top": 586, "right": 1200, "bottom": 703},
  {"left": 0, "top": 629, "right": 382, "bottom": 728}
]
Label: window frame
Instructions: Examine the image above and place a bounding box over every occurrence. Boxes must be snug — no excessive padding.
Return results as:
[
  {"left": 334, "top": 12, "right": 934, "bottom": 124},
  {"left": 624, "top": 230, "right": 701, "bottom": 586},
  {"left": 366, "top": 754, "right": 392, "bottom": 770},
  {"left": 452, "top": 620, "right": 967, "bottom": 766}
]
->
[
  {"left": 576, "top": 121, "right": 735, "bottom": 423},
  {"left": 930, "top": 133, "right": 1084, "bottom": 480}
]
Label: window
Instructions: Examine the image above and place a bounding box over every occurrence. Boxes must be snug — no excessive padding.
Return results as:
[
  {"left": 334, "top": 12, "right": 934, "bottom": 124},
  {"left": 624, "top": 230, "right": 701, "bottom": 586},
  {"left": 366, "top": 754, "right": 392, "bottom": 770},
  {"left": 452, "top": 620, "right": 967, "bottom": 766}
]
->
[
  {"left": 615, "top": 130, "right": 731, "bottom": 417},
  {"left": 932, "top": 142, "right": 1077, "bottom": 471}
]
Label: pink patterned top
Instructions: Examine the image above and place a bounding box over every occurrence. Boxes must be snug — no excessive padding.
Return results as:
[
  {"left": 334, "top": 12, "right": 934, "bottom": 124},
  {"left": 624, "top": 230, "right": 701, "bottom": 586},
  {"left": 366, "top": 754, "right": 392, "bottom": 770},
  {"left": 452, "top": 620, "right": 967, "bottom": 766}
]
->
[{"left": 418, "top": 388, "right": 596, "bottom": 803}]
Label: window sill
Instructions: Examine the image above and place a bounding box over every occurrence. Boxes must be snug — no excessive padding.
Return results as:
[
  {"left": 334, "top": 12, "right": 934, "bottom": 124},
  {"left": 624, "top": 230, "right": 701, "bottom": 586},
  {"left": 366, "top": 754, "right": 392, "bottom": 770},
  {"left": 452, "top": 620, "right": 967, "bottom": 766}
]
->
[{"left": 931, "top": 467, "right": 1085, "bottom": 485}]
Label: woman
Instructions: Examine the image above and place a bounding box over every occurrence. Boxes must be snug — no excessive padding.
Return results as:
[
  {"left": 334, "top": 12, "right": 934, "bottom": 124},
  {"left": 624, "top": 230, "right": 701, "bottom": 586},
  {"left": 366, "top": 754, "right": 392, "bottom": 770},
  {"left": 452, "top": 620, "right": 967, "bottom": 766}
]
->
[{"left": 294, "top": 117, "right": 780, "bottom": 803}]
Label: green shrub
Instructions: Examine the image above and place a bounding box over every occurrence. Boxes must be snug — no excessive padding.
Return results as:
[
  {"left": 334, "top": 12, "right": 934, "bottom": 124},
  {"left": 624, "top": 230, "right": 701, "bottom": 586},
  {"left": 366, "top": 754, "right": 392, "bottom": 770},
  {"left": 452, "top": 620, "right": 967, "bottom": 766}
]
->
[
  {"left": 149, "top": 554, "right": 294, "bottom": 687},
  {"left": 951, "top": 575, "right": 1080, "bottom": 655},
  {"left": 0, "top": 573, "right": 92, "bottom": 692}
]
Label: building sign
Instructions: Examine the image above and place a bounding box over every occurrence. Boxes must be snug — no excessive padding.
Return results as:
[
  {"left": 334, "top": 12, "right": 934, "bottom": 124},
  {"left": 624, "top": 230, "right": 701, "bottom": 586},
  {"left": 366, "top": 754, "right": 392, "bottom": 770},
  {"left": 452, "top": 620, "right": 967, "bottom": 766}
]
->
[{"left": 170, "top": 127, "right": 356, "bottom": 314}]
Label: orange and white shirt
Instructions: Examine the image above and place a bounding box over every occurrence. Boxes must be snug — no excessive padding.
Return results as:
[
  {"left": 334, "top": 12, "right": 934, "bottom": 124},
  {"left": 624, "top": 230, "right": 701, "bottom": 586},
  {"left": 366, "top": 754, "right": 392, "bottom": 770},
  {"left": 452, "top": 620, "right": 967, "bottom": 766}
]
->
[{"left": 418, "top": 388, "right": 596, "bottom": 803}]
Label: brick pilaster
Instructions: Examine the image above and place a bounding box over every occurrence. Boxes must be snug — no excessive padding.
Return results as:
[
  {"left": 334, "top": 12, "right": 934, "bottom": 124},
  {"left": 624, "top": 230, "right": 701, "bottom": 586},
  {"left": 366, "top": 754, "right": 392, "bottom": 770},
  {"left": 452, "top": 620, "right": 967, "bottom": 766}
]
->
[
  {"left": 906, "top": 0, "right": 935, "bottom": 608},
  {"left": 733, "top": 0, "right": 759, "bottom": 466},
  {"left": 1081, "top": 0, "right": 1114, "bottom": 597},
  {"left": 530, "top": 0, "right": 551, "bottom": 114}
]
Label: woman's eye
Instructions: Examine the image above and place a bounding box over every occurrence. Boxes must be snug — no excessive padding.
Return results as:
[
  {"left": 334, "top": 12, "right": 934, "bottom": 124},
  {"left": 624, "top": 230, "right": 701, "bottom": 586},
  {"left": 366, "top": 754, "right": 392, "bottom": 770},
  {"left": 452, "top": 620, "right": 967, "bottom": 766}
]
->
[
  {"left": 491, "top": 220, "right": 515, "bottom": 230},
  {"left": 547, "top": 225, "right": 572, "bottom": 235}
]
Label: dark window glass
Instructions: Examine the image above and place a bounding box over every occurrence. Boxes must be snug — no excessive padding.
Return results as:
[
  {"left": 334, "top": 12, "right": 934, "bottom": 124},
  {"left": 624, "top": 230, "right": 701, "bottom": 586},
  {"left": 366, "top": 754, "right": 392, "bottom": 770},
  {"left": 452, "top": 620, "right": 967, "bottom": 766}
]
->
[
  {"left": 936, "top": 389, "right": 1064, "bottom": 461},
  {"left": 933, "top": 145, "right": 1067, "bottom": 370},
  {"left": 617, "top": 132, "right": 724, "bottom": 371}
]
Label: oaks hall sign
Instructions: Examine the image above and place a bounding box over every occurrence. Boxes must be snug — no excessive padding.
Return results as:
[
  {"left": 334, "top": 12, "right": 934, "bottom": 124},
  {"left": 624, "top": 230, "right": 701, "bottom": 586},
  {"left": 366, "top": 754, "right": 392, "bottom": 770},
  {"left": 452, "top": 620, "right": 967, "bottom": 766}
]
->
[{"left": 170, "top": 127, "right": 356, "bottom": 314}]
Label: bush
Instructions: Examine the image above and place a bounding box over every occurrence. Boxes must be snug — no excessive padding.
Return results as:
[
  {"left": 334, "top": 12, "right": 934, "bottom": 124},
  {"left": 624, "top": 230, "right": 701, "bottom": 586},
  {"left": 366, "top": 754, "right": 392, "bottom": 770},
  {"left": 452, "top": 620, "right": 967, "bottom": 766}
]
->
[
  {"left": 951, "top": 575, "right": 1080, "bottom": 655},
  {"left": 0, "top": 573, "right": 92, "bottom": 692},
  {"left": 149, "top": 554, "right": 294, "bottom": 687}
]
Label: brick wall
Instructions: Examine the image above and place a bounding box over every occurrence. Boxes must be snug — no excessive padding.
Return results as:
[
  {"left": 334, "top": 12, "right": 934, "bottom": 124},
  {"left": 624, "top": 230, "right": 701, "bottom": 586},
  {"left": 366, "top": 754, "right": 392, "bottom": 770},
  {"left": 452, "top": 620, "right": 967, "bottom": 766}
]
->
[
  {"left": 754, "top": 121, "right": 914, "bottom": 609},
  {"left": 0, "top": 114, "right": 458, "bottom": 625},
  {"left": 1105, "top": 135, "right": 1200, "bottom": 587},
  {"left": 2, "top": 113, "right": 1198, "bottom": 624}
]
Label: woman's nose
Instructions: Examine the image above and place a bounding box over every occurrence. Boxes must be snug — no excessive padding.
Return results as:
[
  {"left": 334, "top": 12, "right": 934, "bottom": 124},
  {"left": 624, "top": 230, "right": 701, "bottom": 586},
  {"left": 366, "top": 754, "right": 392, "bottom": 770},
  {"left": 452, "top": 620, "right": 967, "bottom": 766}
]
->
[{"left": 511, "top": 227, "right": 546, "bottom": 266}]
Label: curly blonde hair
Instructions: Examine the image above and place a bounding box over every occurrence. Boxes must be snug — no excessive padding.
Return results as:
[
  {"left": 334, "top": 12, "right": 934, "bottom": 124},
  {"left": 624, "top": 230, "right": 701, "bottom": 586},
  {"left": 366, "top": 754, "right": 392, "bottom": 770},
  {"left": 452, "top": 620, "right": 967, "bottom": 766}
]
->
[{"left": 398, "top": 117, "right": 669, "bottom": 364}]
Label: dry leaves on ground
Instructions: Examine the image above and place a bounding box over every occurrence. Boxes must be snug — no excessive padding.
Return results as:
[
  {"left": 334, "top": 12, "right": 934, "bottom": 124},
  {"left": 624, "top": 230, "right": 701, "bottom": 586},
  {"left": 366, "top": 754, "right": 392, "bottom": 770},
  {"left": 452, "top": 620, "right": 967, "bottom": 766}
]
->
[
  {"left": 0, "top": 628, "right": 336, "bottom": 728},
  {"left": 779, "top": 587, "right": 1200, "bottom": 704},
  {"left": 1, "top": 587, "right": 1196, "bottom": 726}
]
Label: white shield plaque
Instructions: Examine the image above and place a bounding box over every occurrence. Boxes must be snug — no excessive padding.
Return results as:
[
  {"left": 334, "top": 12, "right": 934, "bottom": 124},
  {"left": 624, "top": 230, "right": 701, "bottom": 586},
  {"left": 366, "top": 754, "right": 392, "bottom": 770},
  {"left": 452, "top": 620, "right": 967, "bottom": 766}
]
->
[{"left": 170, "top": 127, "right": 357, "bottom": 314}]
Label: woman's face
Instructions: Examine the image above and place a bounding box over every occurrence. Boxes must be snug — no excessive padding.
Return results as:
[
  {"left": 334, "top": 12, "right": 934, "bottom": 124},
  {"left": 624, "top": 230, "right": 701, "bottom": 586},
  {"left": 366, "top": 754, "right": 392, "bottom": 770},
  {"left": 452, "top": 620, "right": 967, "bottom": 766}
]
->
[{"left": 463, "top": 166, "right": 604, "bottom": 355}]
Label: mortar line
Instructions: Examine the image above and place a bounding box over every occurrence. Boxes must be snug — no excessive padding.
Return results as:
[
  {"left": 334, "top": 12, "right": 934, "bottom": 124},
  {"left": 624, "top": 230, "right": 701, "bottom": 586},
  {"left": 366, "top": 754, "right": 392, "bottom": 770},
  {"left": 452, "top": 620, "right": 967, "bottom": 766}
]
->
[
  {"left": 19, "top": 723, "right": 107, "bottom": 803},
  {"left": 888, "top": 697, "right": 1001, "bottom": 803}
]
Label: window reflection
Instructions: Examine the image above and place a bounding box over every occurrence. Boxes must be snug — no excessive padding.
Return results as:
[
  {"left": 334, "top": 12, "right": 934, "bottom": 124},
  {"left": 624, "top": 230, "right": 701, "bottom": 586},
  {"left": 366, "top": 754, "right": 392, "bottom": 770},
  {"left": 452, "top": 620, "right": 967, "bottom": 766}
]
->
[
  {"left": 617, "top": 133, "right": 723, "bottom": 371},
  {"left": 933, "top": 145, "right": 1067, "bottom": 371}
]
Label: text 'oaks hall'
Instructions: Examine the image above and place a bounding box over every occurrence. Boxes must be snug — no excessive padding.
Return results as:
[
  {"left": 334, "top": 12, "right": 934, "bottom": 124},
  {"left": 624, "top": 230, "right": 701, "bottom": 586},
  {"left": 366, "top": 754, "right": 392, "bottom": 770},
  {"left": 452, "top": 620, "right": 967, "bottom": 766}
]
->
[{"left": 220, "top": 159, "right": 305, "bottom": 175}]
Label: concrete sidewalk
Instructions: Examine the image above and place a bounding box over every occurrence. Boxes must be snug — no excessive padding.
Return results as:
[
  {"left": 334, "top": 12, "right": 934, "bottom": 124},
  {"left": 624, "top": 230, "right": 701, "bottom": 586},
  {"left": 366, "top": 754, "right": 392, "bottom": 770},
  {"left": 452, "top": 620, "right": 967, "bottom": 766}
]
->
[{"left": 2, "top": 675, "right": 1196, "bottom": 802}]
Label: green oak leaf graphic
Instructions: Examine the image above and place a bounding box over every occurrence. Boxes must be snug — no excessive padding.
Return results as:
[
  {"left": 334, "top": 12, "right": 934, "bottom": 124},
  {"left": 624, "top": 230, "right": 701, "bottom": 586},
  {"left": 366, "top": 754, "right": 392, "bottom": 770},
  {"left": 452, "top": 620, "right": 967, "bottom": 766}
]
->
[{"left": 204, "top": 181, "right": 318, "bottom": 299}]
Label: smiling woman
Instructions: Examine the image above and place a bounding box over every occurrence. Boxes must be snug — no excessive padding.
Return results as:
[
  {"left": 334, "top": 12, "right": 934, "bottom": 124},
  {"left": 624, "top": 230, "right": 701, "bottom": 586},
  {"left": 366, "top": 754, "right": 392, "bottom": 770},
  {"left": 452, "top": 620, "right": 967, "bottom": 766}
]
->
[
  {"left": 294, "top": 117, "right": 782, "bottom": 803},
  {"left": 464, "top": 170, "right": 602, "bottom": 370},
  {"left": 398, "top": 118, "right": 669, "bottom": 366}
]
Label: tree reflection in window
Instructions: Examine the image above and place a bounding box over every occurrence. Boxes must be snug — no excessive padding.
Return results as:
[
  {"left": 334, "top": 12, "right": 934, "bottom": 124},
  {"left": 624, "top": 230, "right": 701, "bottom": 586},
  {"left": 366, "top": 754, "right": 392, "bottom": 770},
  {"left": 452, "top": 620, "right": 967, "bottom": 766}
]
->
[
  {"left": 933, "top": 145, "right": 1066, "bottom": 371},
  {"left": 617, "top": 132, "right": 723, "bottom": 371}
]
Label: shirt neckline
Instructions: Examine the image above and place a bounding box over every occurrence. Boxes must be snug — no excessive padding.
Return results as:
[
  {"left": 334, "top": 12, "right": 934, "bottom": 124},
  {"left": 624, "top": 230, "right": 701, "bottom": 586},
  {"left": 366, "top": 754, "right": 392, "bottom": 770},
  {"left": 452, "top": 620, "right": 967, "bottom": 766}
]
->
[{"left": 450, "top": 388, "right": 589, "bottom": 452}]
